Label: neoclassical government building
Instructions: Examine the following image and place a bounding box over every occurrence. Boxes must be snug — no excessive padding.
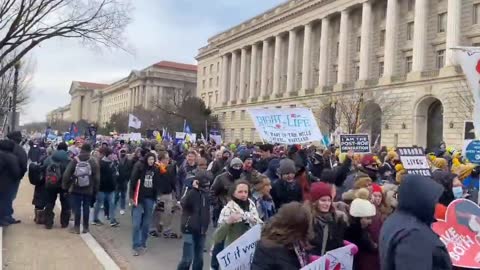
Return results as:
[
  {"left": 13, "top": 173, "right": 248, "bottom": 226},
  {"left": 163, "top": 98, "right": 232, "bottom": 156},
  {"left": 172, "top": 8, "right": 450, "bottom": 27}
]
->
[
  {"left": 47, "top": 61, "right": 197, "bottom": 126},
  {"left": 196, "top": 0, "right": 478, "bottom": 150}
]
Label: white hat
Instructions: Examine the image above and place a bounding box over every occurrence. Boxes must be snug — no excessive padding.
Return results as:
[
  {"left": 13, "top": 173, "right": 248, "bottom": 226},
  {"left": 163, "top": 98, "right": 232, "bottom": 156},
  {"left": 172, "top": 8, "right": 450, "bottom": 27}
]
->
[{"left": 349, "top": 198, "right": 376, "bottom": 218}]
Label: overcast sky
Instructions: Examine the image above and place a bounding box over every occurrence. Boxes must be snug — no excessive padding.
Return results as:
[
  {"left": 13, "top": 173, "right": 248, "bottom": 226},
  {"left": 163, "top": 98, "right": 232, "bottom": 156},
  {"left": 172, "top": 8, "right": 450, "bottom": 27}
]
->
[{"left": 22, "top": 0, "right": 284, "bottom": 124}]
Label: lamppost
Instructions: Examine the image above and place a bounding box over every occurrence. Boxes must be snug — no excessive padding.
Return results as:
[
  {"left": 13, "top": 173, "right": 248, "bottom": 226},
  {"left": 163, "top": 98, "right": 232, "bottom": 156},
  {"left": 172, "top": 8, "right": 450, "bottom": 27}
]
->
[{"left": 10, "top": 61, "right": 20, "bottom": 132}]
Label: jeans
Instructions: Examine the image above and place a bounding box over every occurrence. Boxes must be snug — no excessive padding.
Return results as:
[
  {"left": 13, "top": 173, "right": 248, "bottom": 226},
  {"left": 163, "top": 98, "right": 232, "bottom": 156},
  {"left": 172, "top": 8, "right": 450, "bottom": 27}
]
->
[
  {"left": 177, "top": 233, "right": 206, "bottom": 270},
  {"left": 132, "top": 198, "right": 154, "bottom": 250},
  {"left": 114, "top": 190, "right": 126, "bottom": 210},
  {"left": 6, "top": 180, "right": 21, "bottom": 220},
  {"left": 70, "top": 193, "right": 91, "bottom": 229},
  {"left": 94, "top": 192, "right": 116, "bottom": 222}
]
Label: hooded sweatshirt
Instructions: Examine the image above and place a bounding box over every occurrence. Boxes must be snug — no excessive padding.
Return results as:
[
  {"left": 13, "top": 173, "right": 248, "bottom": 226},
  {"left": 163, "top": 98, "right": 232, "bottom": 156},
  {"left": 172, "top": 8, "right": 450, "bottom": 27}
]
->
[
  {"left": 62, "top": 151, "right": 100, "bottom": 196},
  {"left": 379, "top": 174, "right": 452, "bottom": 270}
]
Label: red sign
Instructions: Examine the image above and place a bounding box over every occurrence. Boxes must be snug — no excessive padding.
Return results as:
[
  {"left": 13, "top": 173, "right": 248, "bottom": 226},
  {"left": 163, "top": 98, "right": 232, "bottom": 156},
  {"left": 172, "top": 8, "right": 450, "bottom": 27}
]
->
[{"left": 432, "top": 199, "right": 480, "bottom": 268}]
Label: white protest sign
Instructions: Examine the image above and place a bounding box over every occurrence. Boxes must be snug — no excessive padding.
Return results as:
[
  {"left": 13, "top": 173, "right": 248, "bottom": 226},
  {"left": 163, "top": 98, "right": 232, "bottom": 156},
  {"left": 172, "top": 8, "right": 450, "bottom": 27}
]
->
[
  {"left": 301, "top": 245, "right": 355, "bottom": 270},
  {"left": 247, "top": 108, "right": 323, "bottom": 144},
  {"left": 129, "top": 132, "right": 142, "bottom": 142},
  {"left": 176, "top": 132, "right": 186, "bottom": 139},
  {"left": 397, "top": 147, "right": 431, "bottom": 177},
  {"left": 216, "top": 225, "right": 261, "bottom": 270}
]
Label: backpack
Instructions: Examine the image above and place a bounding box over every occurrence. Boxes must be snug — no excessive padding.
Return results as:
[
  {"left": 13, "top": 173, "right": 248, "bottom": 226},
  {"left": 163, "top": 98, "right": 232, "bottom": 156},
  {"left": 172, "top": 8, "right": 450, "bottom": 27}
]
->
[
  {"left": 45, "top": 161, "right": 63, "bottom": 189},
  {"left": 74, "top": 158, "right": 92, "bottom": 188}
]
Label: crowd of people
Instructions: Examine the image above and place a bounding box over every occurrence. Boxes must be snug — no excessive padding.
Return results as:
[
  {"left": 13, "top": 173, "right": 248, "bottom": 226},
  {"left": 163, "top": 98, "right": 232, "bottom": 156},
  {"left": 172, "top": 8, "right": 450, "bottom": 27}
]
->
[{"left": 0, "top": 131, "right": 479, "bottom": 270}]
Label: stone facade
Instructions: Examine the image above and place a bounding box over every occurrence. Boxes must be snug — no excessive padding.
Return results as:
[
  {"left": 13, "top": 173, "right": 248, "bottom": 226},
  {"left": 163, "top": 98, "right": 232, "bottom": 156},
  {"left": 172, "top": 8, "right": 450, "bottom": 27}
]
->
[
  {"left": 46, "top": 104, "right": 71, "bottom": 124},
  {"left": 196, "top": 0, "right": 480, "bottom": 149},
  {"left": 48, "top": 61, "right": 197, "bottom": 126}
]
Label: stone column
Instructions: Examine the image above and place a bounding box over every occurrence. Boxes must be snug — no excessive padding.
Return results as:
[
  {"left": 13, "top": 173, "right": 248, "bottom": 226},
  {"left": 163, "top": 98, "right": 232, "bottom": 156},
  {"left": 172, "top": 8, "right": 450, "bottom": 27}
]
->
[
  {"left": 286, "top": 29, "right": 297, "bottom": 95},
  {"left": 239, "top": 48, "right": 247, "bottom": 102},
  {"left": 359, "top": 1, "right": 372, "bottom": 80},
  {"left": 319, "top": 17, "right": 330, "bottom": 88},
  {"left": 446, "top": 0, "right": 461, "bottom": 66},
  {"left": 130, "top": 89, "right": 134, "bottom": 110},
  {"left": 229, "top": 51, "right": 238, "bottom": 103},
  {"left": 249, "top": 43, "right": 258, "bottom": 100},
  {"left": 337, "top": 9, "right": 349, "bottom": 84},
  {"left": 260, "top": 39, "right": 270, "bottom": 98},
  {"left": 412, "top": 0, "right": 428, "bottom": 72},
  {"left": 221, "top": 55, "right": 229, "bottom": 104},
  {"left": 301, "top": 23, "right": 312, "bottom": 92},
  {"left": 272, "top": 35, "right": 282, "bottom": 97},
  {"left": 383, "top": 0, "right": 398, "bottom": 77}
]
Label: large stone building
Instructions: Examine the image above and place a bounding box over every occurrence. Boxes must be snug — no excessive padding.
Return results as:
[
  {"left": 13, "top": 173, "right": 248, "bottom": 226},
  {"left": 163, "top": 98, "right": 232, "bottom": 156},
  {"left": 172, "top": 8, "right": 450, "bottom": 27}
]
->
[
  {"left": 48, "top": 61, "right": 197, "bottom": 126},
  {"left": 196, "top": 0, "right": 478, "bottom": 150}
]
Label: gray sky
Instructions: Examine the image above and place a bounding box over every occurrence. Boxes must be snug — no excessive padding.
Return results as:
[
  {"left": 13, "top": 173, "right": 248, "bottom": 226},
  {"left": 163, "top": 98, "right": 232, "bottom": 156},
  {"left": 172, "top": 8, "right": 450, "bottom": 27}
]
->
[{"left": 22, "top": 0, "right": 284, "bottom": 124}]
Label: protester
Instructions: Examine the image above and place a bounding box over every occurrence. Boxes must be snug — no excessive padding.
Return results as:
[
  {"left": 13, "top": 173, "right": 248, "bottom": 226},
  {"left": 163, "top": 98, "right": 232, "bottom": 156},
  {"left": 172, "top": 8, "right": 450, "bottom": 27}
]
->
[
  {"left": 252, "top": 174, "right": 276, "bottom": 222},
  {"left": 210, "top": 149, "right": 231, "bottom": 178},
  {"left": 115, "top": 148, "right": 132, "bottom": 215},
  {"left": 177, "top": 150, "right": 197, "bottom": 198},
  {"left": 93, "top": 147, "right": 119, "bottom": 227},
  {"left": 271, "top": 158, "right": 303, "bottom": 209},
  {"left": 251, "top": 202, "right": 312, "bottom": 269},
  {"left": 42, "top": 142, "right": 71, "bottom": 229},
  {"left": 379, "top": 174, "right": 452, "bottom": 269},
  {"left": 0, "top": 139, "right": 21, "bottom": 227},
  {"left": 62, "top": 143, "right": 100, "bottom": 234},
  {"left": 130, "top": 152, "right": 159, "bottom": 256},
  {"left": 254, "top": 144, "right": 275, "bottom": 174}
]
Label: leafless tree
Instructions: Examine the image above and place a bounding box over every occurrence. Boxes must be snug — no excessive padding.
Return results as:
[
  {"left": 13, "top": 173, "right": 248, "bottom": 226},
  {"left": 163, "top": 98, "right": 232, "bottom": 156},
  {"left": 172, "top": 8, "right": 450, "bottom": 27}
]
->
[
  {"left": 0, "top": 0, "right": 132, "bottom": 78},
  {"left": 0, "top": 56, "right": 33, "bottom": 119}
]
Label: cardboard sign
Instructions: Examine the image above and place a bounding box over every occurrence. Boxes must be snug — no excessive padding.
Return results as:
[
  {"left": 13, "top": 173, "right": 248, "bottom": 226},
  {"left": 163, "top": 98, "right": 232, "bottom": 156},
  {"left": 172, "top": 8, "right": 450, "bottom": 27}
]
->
[
  {"left": 432, "top": 199, "right": 480, "bottom": 269},
  {"left": 465, "top": 140, "right": 480, "bottom": 165},
  {"left": 217, "top": 225, "right": 261, "bottom": 270},
  {"left": 247, "top": 108, "right": 323, "bottom": 144},
  {"left": 339, "top": 134, "right": 370, "bottom": 153},
  {"left": 397, "top": 147, "right": 431, "bottom": 177},
  {"left": 301, "top": 244, "right": 356, "bottom": 270}
]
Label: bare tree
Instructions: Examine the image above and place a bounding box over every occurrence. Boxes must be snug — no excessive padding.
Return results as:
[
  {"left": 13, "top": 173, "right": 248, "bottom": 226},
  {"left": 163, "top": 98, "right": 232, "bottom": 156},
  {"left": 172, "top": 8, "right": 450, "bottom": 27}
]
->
[
  {"left": 0, "top": 0, "right": 132, "bottom": 78},
  {"left": 0, "top": 57, "right": 33, "bottom": 119}
]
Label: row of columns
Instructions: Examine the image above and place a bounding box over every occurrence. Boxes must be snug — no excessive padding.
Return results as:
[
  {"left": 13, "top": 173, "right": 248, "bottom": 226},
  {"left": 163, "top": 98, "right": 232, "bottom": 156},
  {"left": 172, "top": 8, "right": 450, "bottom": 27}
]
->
[{"left": 220, "top": 0, "right": 461, "bottom": 105}]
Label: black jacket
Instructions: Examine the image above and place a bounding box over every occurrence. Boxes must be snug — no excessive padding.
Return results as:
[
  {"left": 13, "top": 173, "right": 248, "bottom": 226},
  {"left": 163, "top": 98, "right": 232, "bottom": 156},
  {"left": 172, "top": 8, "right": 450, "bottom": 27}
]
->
[
  {"left": 129, "top": 161, "right": 159, "bottom": 201},
  {"left": 271, "top": 179, "right": 303, "bottom": 209},
  {"left": 62, "top": 152, "right": 100, "bottom": 196},
  {"left": 0, "top": 140, "right": 21, "bottom": 191},
  {"left": 28, "top": 145, "right": 43, "bottom": 163},
  {"left": 180, "top": 187, "right": 210, "bottom": 235},
  {"left": 155, "top": 164, "right": 177, "bottom": 195},
  {"left": 251, "top": 241, "right": 301, "bottom": 270},
  {"left": 310, "top": 211, "right": 347, "bottom": 256},
  {"left": 117, "top": 157, "right": 133, "bottom": 189},
  {"left": 211, "top": 171, "right": 236, "bottom": 206},
  {"left": 379, "top": 174, "right": 452, "bottom": 270},
  {"left": 99, "top": 158, "right": 116, "bottom": 192},
  {"left": 11, "top": 141, "right": 28, "bottom": 181}
]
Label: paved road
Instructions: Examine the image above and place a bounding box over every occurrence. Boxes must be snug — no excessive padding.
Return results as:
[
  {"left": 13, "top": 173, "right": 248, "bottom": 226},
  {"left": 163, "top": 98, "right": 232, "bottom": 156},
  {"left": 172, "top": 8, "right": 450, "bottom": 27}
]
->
[{"left": 90, "top": 204, "right": 214, "bottom": 270}]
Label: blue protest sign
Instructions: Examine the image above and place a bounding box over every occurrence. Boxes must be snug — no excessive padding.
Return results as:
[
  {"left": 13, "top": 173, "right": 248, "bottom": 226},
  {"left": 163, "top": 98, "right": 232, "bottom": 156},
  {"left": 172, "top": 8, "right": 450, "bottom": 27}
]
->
[{"left": 465, "top": 140, "right": 480, "bottom": 164}]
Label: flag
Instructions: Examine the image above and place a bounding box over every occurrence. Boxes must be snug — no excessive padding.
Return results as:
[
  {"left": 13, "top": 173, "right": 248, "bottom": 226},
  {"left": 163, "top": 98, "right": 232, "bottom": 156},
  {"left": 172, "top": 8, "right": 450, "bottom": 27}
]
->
[
  {"left": 454, "top": 47, "right": 480, "bottom": 138},
  {"left": 69, "top": 122, "right": 78, "bottom": 137},
  {"left": 184, "top": 124, "right": 192, "bottom": 134},
  {"left": 155, "top": 130, "right": 162, "bottom": 142},
  {"left": 128, "top": 114, "right": 142, "bottom": 129},
  {"left": 201, "top": 133, "right": 207, "bottom": 143}
]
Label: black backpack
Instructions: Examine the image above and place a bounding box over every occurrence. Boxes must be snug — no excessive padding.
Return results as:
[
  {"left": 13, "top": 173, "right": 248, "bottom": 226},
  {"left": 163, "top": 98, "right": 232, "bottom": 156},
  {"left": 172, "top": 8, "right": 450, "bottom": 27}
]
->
[{"left": 45, "top": 161, "right": 63, "bottom": 189}]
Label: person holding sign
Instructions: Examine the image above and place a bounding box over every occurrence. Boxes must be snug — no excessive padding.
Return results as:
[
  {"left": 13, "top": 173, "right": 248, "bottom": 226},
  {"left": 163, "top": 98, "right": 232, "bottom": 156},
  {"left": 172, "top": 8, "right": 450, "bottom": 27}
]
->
[{"left": 251, "top": 202, "right": 311, "bottom": 269}]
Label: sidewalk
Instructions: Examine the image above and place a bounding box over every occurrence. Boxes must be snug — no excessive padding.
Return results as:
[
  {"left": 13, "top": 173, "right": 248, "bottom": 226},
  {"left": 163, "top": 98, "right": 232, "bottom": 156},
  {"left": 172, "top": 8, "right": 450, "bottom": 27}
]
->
[{"left": 1, "top": 180, "right": 104, "bottom": 270}]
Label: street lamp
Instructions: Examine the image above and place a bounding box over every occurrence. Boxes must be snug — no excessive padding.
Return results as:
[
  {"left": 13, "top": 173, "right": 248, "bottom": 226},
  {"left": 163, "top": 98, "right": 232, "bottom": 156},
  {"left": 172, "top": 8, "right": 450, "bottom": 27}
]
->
[{"left": 10, "top": 61, "right": 21, "bottom": 132}]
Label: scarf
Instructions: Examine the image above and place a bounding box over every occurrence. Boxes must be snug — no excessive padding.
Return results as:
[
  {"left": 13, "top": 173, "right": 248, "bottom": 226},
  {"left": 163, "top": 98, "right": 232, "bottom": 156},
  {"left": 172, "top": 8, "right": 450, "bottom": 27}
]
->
[
  {"left": 217, "top": 199, "right": 263, "bottom": 227},
  {"left": 232, "top": 197, "right": 250, "bottom": 212}
]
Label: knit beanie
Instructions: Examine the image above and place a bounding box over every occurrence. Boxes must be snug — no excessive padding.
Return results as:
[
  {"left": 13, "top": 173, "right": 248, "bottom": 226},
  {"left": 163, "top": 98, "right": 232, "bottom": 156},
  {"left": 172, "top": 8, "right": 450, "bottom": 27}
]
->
[
  {"left": 230, "top": 157, "right": 243, "bottom": 168},
  {"left": 278, "top": 158, "right": 296, "bottom": 175},
  {"left": 372, "top": 184, "right": 382, "bottom": 194},
  {"left": 361, "top": 154, "right": 377, "bottom": 168},
  {"left": 386, "top": 150, "right": 399, "bottom": 162},
  {"left": 395, "top": 164, "right": 407, "bottom": 184},
  {"left": 354, "top": 172, "right": 372, "bottom": 189},
  {"left": 310, "top": 182, "right": 332, "bottom": 202},
  {"left": 349, "top": 198, "right": 376, "bottom": 218},
  {"left": 452, "top": 163, "right": 476, "bottom": 181},
  {"left": 431, "top": 157, "right": 448, "bottom": 171}
]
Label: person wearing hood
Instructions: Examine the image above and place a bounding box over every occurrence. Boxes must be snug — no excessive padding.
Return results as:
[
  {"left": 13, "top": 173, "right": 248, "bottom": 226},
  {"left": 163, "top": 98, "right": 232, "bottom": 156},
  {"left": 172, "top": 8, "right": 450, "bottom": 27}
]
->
[
  {"left": 432, "top": 170, "right": 462, "bottom": 220},
  {"left": 28, "top": 140, "right": 43, "bottom": 163},
  {"left": 379, "top": 174, "right": 452, "bottom": 270},
  {"left": 0, "top": 139, "right": 21, "bottom": 226},
  {"left": 115, "top": 148, "right": 133, "bottom": 216},
  {"left": 92, "top": 147, "right": 119, "bottom": 227},
  {"left": 271, "top": 158, "right": 303, "bottom": 209},
  {"left": 5, "top": 131, "right": 28, "bottom": 224},
  {"left": 42, "top": 142, "right": 71, "bottom": 229},
  {"left": 210, "top": 149, "right": 231, "bottom": 178},
  {"left": 63, "top": 143, "right": 100, "bottom": 234},
  {"left": 129, "top": 152, "right": 160, "bottom": 256}
]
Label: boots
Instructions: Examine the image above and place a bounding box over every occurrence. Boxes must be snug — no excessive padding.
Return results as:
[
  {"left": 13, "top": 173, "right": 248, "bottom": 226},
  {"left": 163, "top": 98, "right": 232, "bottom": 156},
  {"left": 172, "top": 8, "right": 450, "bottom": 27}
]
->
[
  {"left": 44, "top": 210, "right": 54, "bottom": 230},
  {"left": 60, "top": 210, "right": 71, "bottom": 228},
  {"left": 35, "top": 209, "right": 45, "bottom": 225}
]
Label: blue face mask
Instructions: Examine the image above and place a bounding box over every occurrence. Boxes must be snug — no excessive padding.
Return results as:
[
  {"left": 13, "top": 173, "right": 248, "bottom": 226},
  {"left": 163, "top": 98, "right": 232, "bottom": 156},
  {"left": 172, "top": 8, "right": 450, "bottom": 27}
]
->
[{"left": 452, "top": 186, "right": 463, "bottom": 199}]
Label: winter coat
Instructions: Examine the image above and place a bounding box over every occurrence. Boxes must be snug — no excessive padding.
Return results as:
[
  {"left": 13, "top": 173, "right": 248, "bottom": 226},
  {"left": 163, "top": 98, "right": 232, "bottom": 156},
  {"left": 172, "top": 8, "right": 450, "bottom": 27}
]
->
[
  {"left": 129, "top": 161, "right": 159, "bottom": 201},
  {"left": 361, "top": 209, "right": 383, "bottom": 270},
  {"left": 379, "top": 174, "right": 452, "bottom": 270},
  {"left": 28, "top": 145, "right": 43, "bottom": 163},
  {"left": 11, "top": 141, "right": 28, "bottom": 181},
  {"left": 271, "top": 179, "right": 303, "bottom": 209},
  {"left": 251, "top": 241, "right": 302, "bottom": 270},
  {"left": 0, "top": 140, "right": 21, "bottom": 192},
  {"left": 345, "top": 220, "right": 378, "bottom": 270},
  {"left": 155, "top": 163, "right": 177, "bottom": 195},
  {"left": 178, "top": 160, "right": 196, "bottom": 185},
  {"left": 180, "top": 187, "right": 210, "bottom": 235},
  {"left": 99, "top": 157, "right": 117, "bottom": 193},
  {"left": 211, "top": 171, "right": 236, "bottom": 207},
  {"left": 309, "top": 211, "right": 347, "bottom": 256},
  {"left": 252, "top": 192, "right": 276, "bottom": 222},
  {"left": 28, "top": 161, "right": 46, "bottom": 207},
  {"left": 62, "top": 152, "right": 100, "bottom": 196},
  {"left": 117, "top": 157, "right": 133, "bottom": 190},
  {"left": 210, "top": 158, "right": 227, "bottom": 178}
]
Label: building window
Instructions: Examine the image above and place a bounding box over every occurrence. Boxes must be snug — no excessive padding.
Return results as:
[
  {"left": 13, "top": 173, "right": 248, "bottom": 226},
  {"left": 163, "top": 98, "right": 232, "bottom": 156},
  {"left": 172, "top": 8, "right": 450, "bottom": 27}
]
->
[
  {"left": 208, "top": 95, "right": 212, "bottom": 107},
  {"left": 336, "top": 42, "right": 340, "bottom": 57},
  {"left": 290, "top": 104, "right": 296, "bottom": 108},
  {"left": 231, "top": 111, "right": 236, "bottom": 120},
  {"left": 240, "top": 110, "right": 246, "bottom": 120},
  {"left": 210, "top": 64, "right": 213, "bottom": 74},
  {"left": 209, "top": 78, "right": 213, "bottom": 88},
  {"left": 216, "top": 76, "right": 219, "bottom": 86},
  {"left": 333, "top": 65, "right": 338, "bottom": 83},
  {"left": 379, "top": 62, "right": 384, "bottom": 77},
  {"left": 474, "top": 3, "right": 480, "bottom": 25},
  {"left": 356, "top": 36, "right": 361, "bottom": 52},
  {"left": 438, "top": 13, "right": 447, "bottom": 33},
  {"left": 354, "top": 64, "right": 360, "bottom": 81},
  {"left": 250, "top": 128, "right": 255, "bottom": 142},
  {"left": 215, "top": 92, "right": 219, "bottom": 103},
  {"left": 436, "top": 49, "right": 445, "bottom": 69},
  {"left": 222, "top": 112, "right": 226, "bottom": 120},
  {"left": 203, "top": 67, "right": 206, "bottom": 75},
  {"left": 406, "top": 56, "right": 413, "bottom": 73},
  {"left": 217, "top": 62, "right": 220, "bottom": 72},
  {"left": 380, "top": 30, "right": 386, "bottom": 47},
  {"left": 240, "top": 128, "right": 244, "bottom": 142},
  {"left": 202, "top": 80, "right": 206, "bottom": 89},
  {"left": 407, "top": 0, "right": 415, "bottom": 12},
  {"left": 407, "top": 22, "right": 414, "bottom": 41}
]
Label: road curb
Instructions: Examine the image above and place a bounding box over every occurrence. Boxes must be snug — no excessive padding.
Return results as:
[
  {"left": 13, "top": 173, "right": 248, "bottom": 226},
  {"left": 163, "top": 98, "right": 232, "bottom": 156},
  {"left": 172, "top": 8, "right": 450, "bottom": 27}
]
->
[
  {"left": 0, "top": 227, "right": 3, "bottom": 270},
  {"left": 89, "top": 227, "right": 132, "bottom": 270}
]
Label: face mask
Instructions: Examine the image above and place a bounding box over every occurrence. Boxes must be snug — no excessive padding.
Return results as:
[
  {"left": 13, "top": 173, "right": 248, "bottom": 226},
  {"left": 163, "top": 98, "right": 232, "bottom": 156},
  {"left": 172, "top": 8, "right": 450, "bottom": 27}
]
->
[
  {"left": 222, "top": 156, "right": 229, "bottom": 161},
  {"left": 229, "top": 167, "right": 243, "bottom": 179},
  {"left": 120, "top": 153, "right": 126, "bottom": 158},
  {"left": 452, "top": 186, "right": 463, "bottom": 199}
]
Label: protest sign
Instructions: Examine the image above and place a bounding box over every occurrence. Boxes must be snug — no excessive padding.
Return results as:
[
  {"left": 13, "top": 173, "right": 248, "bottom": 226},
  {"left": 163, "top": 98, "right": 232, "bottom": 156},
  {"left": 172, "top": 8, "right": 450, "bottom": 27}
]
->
[
  {"left": 301, "top": 244, "right": 356, "bottom": 270},
  {"left": 175, "top": 132, "right": 186, "bottom": 140},
  {"left": 216, "top": 225, "right": 261, "bottom": 270},
  {"left": 464, "top": 140, "right": 480, "bottom": 165},
  {"left": 339, "top": 134, "right": 370, "bottom": 153},
  {"left": 397, "top": 147, "right": 431, "bottom": 177},
  {"left": 247, "top": 108, "right": 322, "bottom": 144},
  {"left": 129, "top": 133, "right": 142, "bottom": 142},
  {"left": 432, "top": 199, "right": 480, "bottom": 269}
]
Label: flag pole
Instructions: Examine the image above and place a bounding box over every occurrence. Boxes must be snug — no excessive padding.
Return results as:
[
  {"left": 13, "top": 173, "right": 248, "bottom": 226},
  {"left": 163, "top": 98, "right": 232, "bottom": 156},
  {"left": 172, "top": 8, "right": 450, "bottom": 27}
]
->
[{"left": 205, "top": 119, "right": 208, "bottom": 142}]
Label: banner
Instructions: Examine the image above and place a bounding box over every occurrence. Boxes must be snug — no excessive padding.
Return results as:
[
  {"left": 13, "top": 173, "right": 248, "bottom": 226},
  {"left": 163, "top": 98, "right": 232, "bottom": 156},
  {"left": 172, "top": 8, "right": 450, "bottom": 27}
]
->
[
  {"left": 247, "top": 108, "right": 322, "bottom": 144},
  {"left": 397, "top": 147, "right": 431, "bottom": 176},
  {"left": 432, "top": 199, "right": 480, "bottom": 269},
  {"left": 465, "top": 140, "right": 480, "bottom": 164},
  {"left": 339, "top": 134, "right": 370, "bottom": 153},
  {"left": 128, "top": 114, "right": 142, "bottom": 129},
  {"left": 301, "top": 244, "right": 356, "bottom": 270},
  {"left": 216, "top": 225, "right": 261, "bottom": 270},
  {"left": 454, "top": 48, "right": 480, "bottom": 139}
]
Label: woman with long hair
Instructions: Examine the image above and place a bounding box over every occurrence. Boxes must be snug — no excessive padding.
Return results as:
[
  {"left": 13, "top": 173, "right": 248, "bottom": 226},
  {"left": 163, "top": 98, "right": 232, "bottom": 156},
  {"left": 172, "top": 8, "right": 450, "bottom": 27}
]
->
[{"left": 251, "top": 202, "right": 312, "bottom": 269}]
